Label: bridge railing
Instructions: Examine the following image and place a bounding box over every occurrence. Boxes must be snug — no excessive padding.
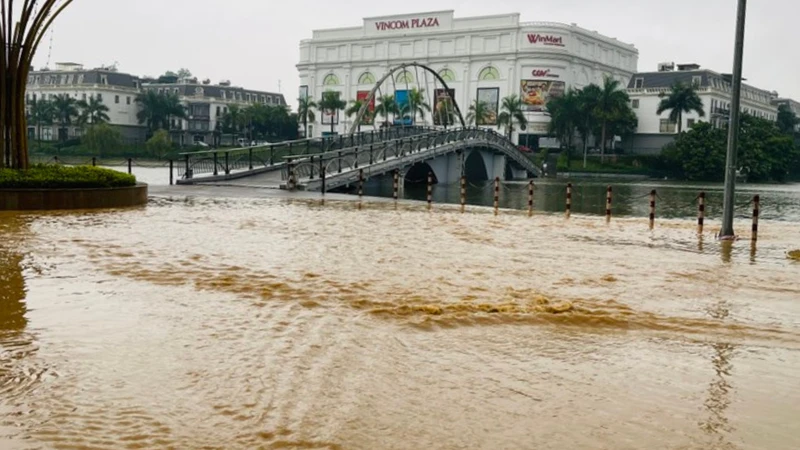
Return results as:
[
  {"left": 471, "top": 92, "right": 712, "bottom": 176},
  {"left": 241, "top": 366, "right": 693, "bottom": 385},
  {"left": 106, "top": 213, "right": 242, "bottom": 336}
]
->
[
  {"left": 176, "top": 126, "right": 436, "bottom": 180},
  {"left": 282, "top": 127, "right": 538, "bottom": 182}
]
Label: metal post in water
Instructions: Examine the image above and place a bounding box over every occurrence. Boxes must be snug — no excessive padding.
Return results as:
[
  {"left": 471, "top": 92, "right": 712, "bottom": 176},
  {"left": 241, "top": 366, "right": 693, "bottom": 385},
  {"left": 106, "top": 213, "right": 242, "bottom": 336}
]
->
[
  {"left": 605, "top": 186, "right": 613, "bottom": 221},
  {"left": 528, "top": 180, "right": 534, "bottom": 217},
  {"left": 224, "top": 152, "right": 230, "bottom": 175},
  {"left": 358, "top": 168, "right": 364, "bottom": 209},
  {"left": 649, "top": 189, "right": 657, "bottom": 229},
  {"left": 698, "top": 192, "right": 706, "bottom": 234},
  {"left": 269, "top": 145, "right": 275, "bottom": 166},
  {"left": 249, "top": 148, "right": 253, "bottom": 170},
  {"left": 127, "top": 158, "right": 132, "bottom": 175},
  {"left": 493, "top": 177, "right": 500, "bottom": 216},
  {"left": 212, "top": 153, "right": 218, "bottom": 176},
  {"left": 393, "top": 170, "right": 399, "bottom": 201},
  {"left": 427, "top": 172, "right": 433, "bottom": 211},
  {"left": 321, "top": 166, "right": 326, "bottom": 196},
  {"left": 169, "top": 159, "right": 174, "bottom": 185},
  {"left": 566, "top": 183, "right": 572, "bottom": 218},
  {"left": 309, "top": 156, "right": 315, "bottom": 180},
  {"left": 720, "top": 0, "right": 748, "bottom": 239},
  {"left": 338, "top": 151, "right": 342, "bottom": 173},
  {"left": 92, "top": 157, "right": 96, "bottom": 166},
  {"left": 287, "top": 159, "right": 296, "bottom": 191},
  {"left": 185, "top": 154, "right": 191, "bottom": 179},
  {"left": 460, "top": 175, "right": 466, "bottom": 213},
  {"left": 369, "top": 145, "right": 374, "bottom": 164},
  {"left": 751, "top": 195, "right": 760, "bottom": 242},
  {"left": 354, "top": 148, "right": 359, "bottom": 169}
]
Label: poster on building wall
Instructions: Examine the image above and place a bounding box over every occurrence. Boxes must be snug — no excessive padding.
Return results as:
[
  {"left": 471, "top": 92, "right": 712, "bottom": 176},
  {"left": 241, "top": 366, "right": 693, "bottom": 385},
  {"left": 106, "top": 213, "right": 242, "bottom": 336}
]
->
[
  {"left": 393, "top": 90, "right": 413, "bottom": 126},
  {"left": 520, "top": 80, "right": 566, "bottom": 111},
  {"left": 433, "top": 88, "right": 456, "bottom": 126},
  {"left": 299, "top": 85, "right": 309, "bottom": 100},
  {"left": 356, "top": 91, "right": 376, "bottom": 125},
  {"left": 476, "top": 87, "right": 499, "bottom": 125}
]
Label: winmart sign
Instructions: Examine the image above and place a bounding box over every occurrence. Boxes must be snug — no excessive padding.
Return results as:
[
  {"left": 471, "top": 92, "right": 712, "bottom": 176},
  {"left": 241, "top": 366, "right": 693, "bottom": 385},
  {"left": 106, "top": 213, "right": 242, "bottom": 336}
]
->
[
  {"left": 527, "top": 34, "right": 565, "bottom": 47},
  {"left": 375, "top": 17, "right": 441, "bottom": 31}
]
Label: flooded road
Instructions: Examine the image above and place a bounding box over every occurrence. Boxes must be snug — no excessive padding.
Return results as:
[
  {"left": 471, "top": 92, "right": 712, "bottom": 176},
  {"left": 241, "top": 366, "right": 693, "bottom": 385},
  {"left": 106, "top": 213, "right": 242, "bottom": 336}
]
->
[{"left": 1, "top": 192, "right": 800, "bottom": 449}]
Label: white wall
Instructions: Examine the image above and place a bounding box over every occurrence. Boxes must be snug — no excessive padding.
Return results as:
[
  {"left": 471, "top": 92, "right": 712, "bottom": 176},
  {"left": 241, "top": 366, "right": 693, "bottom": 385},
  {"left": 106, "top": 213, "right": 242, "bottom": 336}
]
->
[{"left": 299, "top": 11, "right": 639, "bottom": 139}]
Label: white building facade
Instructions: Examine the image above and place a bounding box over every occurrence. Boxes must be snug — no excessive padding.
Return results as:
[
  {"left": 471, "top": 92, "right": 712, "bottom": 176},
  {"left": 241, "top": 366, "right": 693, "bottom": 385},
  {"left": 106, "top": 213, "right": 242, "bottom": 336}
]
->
[
  {"left": 26, "top": 62, "right": 144, "bottom": 141},
  {"left": 297, "top": 10, "right": 638, "bottom": 147},
  {"left": 624, "top": 63, "right": 781, "bottom": 153}
]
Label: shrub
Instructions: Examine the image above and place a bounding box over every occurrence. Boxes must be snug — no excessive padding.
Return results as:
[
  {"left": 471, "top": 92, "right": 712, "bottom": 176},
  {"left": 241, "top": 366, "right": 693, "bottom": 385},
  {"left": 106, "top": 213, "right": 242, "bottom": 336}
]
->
[{"left": 0, "top": 165, "right": 136, "bottom": 189}]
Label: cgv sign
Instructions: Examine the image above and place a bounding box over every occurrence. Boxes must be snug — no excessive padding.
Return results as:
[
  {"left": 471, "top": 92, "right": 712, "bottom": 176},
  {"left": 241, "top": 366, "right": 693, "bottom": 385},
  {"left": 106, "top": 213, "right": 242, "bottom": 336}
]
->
[
  {"left": 531, "top": 69, "right": 560, "bottom": 78},
  {"left": 527, "top": 34, "right": 565, "bottom": 47},
  {"left": 375, "top": 17, "right": 440, "bottom": 31}
]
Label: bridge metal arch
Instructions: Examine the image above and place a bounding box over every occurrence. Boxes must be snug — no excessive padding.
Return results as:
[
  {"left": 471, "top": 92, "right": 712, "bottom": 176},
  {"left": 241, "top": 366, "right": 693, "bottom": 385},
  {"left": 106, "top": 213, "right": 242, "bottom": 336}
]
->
[{"left": 348, "top": 62, "right": 466, "bottom": 135}]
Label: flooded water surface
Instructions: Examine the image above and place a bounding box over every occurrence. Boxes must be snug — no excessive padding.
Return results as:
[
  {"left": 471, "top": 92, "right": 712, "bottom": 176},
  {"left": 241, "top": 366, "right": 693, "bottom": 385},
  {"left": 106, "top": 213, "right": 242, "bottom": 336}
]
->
[{"left": 1, "top": 191, "right": 800, "bottom": 449}]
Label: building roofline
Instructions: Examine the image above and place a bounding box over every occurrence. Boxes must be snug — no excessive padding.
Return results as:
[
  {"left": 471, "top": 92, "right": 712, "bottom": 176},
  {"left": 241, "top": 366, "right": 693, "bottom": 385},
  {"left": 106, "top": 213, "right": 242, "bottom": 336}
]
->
[{"left": 362, "top": 9, "right": 454, "bottom": 21}]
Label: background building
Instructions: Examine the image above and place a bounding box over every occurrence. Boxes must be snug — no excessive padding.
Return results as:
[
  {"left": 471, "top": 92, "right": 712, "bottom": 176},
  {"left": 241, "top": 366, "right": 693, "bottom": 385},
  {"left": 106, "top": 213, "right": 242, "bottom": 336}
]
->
[
  {"left": 625, "top": 63, "right": 780, "bottom": 154},
  {"left": 141, "top": 79, "right": 286, "bottom": 145},
  {"left": 297, "top": 10, "right": 638, "bottom": 148},
  {"left": 26, "top": 62, "right": 285, "bottom": 145},
  {"left": 772, "top": 97, "right": 800, "bottom": 133},
  {"left": 26, "top": 62, "right": 144, "bottom": 141}
]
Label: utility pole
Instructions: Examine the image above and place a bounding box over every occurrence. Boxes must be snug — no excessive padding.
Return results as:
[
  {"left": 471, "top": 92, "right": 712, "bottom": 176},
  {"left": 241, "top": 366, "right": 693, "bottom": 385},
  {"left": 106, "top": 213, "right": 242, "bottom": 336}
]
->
[{"left": 720, "top": 0, "right": 748, "bottom": 239}]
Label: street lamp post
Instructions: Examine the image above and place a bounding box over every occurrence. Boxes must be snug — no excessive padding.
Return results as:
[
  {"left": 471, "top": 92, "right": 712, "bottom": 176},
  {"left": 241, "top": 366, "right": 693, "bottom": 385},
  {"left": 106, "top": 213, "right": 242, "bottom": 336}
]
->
[{"left": 720, "top": 0, "right": 748, "bottom": 239}]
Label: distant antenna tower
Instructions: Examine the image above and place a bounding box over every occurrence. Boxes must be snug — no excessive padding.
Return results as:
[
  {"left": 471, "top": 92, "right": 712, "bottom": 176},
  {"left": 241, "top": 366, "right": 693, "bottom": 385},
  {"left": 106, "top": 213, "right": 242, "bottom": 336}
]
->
[{"left": 45, "top": 27, "right": 55, "bottom": 69}]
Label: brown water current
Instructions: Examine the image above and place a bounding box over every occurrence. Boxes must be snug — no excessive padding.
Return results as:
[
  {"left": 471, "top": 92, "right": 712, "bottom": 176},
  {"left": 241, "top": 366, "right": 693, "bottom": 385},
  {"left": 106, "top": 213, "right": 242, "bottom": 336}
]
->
[{"left": 1, "top": 195, "right": 800, "bottom": 449}]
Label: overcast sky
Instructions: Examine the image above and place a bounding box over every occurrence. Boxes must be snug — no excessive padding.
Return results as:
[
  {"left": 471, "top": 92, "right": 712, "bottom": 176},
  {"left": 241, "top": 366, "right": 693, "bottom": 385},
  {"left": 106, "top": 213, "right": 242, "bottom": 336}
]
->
[{"left": 35, "top": 0, "right": 799, "bottom": 108}]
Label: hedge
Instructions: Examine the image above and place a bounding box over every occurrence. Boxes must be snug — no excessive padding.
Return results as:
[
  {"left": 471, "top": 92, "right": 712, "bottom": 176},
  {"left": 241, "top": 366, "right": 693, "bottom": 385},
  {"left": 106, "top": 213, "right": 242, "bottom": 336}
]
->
[{"left": 0, "top": 165, "right": 136, "bottom": 189}]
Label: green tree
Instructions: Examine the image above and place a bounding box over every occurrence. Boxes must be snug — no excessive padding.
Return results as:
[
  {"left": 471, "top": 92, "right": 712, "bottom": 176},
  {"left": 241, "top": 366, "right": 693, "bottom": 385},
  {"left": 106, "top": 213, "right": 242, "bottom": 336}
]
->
[
  {"left": 547, "top": 88, "right": 581, "bottom": 165},
  {"left": 163, "top": 94, "right": 186, "bottom": 131},
  {"left": 657, "top": 81, "right": 705, "bottom": 133},
  {"left": 345, "top": 99, "right": 366, "bottom": 134},
  {"left": 595, "top": 76, "right": 631, "bottom": 161},
  {"left": 376, "top": 94, "right": 397, "bottom": 128},
  {"left": 576, "top": 85, "right": 601, "bottom": 168},
  {"left": 77, "top": 96, "right": 111, "bottom": 126},
  {"left": 403, "top": 88, "right": 431, "bottom": 125},
  {"left": 466, "top": 99, "right": 491, "bottom": 126},
  {"left": 145, "top": 129, "right": 172, "bottom": 159},
  {"left": 28, "top": 99, "right": 55, "bottom": 142},
  {"left": 318, "top": 91, "right": 346, "bottom": 135},
  {"left": 135, "top": 91, "right": 185, "bottom": 133},
  {"left": 82, "top": 123, "right": 122, "bottom": 156},
  {"left": 51, "top": 94, "right": 79, "bottom": 143},
  {"left": 297, "top": 97, "right": 317, "bottom": 138},
  {"left": 497, "top": 95, "right": 527, "bottom": 139},
  {"left": 777, "top": 104, "right": 799, "bottom": 135}
]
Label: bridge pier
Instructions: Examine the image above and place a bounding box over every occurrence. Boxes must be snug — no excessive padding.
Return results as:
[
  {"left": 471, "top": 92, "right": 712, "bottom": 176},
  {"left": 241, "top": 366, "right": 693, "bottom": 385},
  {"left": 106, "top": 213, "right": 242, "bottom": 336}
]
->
[
  {"left": 426, "top": 152, "right": 462, "bottom": 185},
  {"left": 479, "top": 152, "right": 507, "bottom": 181}
]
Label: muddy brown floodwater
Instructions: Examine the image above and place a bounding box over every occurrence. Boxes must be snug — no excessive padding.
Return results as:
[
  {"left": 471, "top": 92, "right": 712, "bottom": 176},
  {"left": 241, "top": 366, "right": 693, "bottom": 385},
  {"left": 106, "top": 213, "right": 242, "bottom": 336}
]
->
[{"left": 1, "top": 194, "right": 800, "bottom": 449}]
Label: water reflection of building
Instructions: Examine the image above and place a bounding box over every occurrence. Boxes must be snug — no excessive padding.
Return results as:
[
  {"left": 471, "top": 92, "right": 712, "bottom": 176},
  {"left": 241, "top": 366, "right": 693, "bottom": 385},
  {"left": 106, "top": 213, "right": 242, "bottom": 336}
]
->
[
  {"left": 698, "top": 299, "right": 736, "bottom": 448},
  {"left": 298, "top": 10, "right": 638, "bottom": 147},
  {"left": 0, "top": 237, "right": 28, "bottom": 335}
]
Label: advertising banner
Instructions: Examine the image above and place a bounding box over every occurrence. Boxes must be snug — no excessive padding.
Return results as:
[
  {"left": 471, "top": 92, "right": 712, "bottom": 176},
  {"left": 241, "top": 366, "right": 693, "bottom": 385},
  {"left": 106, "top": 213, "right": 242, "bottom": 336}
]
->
[
  {"left": 476, "top": 87, "right": 499, "bottom": 125},
  {"left": 393, "top": 90, "right": 413, "bottom": 126},
  {"left": 433, "top": 88, "right": 456, "bottom": 126},
  {"left": 356, "top": 91, "right": 376, "bottom": 125},
  {"left": 520, "top": 80, "right": 566, "bottom": 111}
]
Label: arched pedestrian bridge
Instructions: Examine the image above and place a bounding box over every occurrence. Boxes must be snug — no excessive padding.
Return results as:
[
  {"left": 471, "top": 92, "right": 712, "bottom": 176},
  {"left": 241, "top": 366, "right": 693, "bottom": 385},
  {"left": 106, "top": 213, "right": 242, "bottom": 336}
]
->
[
  {"left": 177, "top": 126, "right": 541, "bottom": 190},
  {"left": 176, "top": 61, "right": 541, "bottom": 190}
]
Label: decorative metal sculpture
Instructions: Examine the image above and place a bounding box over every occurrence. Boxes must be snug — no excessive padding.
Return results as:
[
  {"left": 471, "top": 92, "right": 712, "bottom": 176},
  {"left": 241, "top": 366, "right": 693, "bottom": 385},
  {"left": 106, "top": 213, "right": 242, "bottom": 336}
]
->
[{"left": 1, "top": 0, "right": 74, "bottom": 169}]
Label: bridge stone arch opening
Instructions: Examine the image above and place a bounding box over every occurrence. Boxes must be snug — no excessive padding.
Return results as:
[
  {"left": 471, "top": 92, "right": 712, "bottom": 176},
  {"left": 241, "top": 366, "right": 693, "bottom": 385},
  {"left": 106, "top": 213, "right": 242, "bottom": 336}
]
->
[
  {"left": 404, "top": 162, "right": 438, "bottom": 185},
  {"left": 349, "top": 62, "right": 467, "bottom": 135},
  {"left": 463, "top": 150, "right": 489, "bottom": 182}
]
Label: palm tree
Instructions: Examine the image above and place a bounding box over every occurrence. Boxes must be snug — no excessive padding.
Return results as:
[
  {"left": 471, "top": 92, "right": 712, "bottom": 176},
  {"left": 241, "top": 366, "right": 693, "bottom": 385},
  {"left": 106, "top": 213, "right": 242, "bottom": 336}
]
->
[
  {"left": 376, "top": 94, "right": 397, "bottom": 128},
  {"left": 297, "top": 97, "right": 317, "bottom": 138},
  {"left": 577, "top": 85, "right": 601, "bottom": 168},
  {"left": 657, "top": 82, "right": 705, "bottom": 133},
  {"left": 318, "top": 91, "right": 346, "bottom": 135},
  {"left": 497, "top": 95, "right": 527, "bottom": 139},
  {"left": 404, "top": 88, "right": 431, "bottom": 125},
  {"left": 345, "top": 99, "right": 366, "bottom": 134},
  {"left": 28, "top": 99, "right": 55, "bottom": 142},
  {"left": 77, "top": 96, "right": 110, "bottom": 126},
  {"left": 135, "top": 91, "right": 165, "bottom": 132},
  {"left": 466, "top": 99, "right": 491, "bottom": 127},
  {"left": 547, "top": 88, "right": 581, "bottom": 166},
  {"left": 163, "top": 93, "right": 186, "bottom": 132},
  {"left": 595, "top": 76, "right": 631, "bottom": 161},
  {"left": 51, "top": 94, "right": 79, "bottom": 142}
]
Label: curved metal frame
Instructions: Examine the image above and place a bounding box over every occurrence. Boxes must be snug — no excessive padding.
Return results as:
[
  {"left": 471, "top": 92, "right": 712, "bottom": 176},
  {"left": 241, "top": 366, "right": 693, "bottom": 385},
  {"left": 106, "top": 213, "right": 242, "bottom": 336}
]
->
[{"left": 349, "top": 62, "right": 467, "bottom": 134}]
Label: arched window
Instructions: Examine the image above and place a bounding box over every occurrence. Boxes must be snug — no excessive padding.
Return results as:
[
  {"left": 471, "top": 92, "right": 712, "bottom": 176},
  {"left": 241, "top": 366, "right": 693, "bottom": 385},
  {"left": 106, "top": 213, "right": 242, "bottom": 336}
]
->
[
  {"left": 358, "top": 72, "right": 376, "bottom": 85},
  {"left": 478, "top": 66, "right": 500, "bottom": 81},
  {"left": 395, "top": 70, "right": 414, "bottom": 84},
  {"left": 438, "top": 69, "right": 456, "bottom": 82},
  {"left": 323, "top": 73, "right": 340, "bottom": 86}
]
